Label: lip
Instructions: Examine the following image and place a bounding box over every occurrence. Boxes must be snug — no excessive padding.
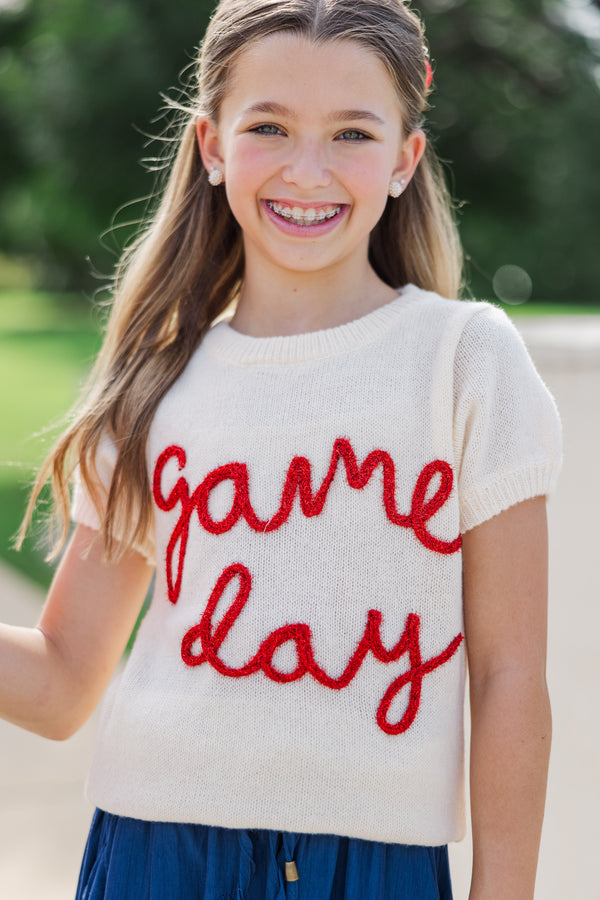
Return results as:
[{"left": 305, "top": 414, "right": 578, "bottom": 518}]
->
[{"left": 261, "top": 199, "right": 348, "bottom": 237}]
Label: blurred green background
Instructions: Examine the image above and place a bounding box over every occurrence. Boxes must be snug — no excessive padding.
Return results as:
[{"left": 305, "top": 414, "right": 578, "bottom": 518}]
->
[{"left": 0, "top": 0, "right": 599, "bottom": 585}]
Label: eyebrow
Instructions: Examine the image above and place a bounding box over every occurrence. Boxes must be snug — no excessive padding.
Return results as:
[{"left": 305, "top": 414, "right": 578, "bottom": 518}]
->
[{"left": 241, "top": 101, "right": 386, "bottom": 127}]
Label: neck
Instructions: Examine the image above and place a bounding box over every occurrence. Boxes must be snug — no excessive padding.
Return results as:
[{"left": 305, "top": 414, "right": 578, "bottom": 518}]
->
[{"left": 229, "top": 248, "right": 398, "bottom": 338}]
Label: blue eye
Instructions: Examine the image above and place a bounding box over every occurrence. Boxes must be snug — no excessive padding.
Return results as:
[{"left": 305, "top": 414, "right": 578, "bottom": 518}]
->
[
  {"left": 337, "top": 129, "right": 371, "bottom": 142},
  {"left": 251, "top": 123, "right": 284, "bottom": 136}
]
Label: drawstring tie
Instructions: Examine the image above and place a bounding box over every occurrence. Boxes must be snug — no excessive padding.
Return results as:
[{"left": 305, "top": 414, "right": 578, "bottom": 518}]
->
[
  {"left": 236, "top": 829, "right": 301, "bottom": 898},
  {"left": 264, "top": 830, "right": 300, "bottom": 899},
  {"left": 281, "top": 832, "right": 300, "bottom": 897},
  {"left": 285, "top": 860, "right": 299, "bottom": 882}
]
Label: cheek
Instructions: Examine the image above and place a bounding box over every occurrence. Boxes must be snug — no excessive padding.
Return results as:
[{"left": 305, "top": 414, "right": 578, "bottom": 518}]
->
[
  {"left": 336, "top": 147, "right": 393, "bottom": 196},
  {"left": 225, "top": 141, "right": 274, "bottom": 188},
  {"left": 223, "top": 146, "right": 271, "bottom": 226},
  {"left": 338, "top": 171, "right": 388, "bottom": 222}
]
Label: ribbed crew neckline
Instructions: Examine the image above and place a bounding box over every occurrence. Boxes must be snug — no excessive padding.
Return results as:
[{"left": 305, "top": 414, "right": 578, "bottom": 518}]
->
[{"left": 202, "top": 284, "right": 420, "bottom": 366}]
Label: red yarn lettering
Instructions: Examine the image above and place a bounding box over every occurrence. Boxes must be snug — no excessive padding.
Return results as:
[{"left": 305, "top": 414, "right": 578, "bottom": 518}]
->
[
  {"left": 153, "top": 440, "right": 461, "bottom": 605},
  {"left": 181, "top": 563, "right": 464, "bottom": 735}
]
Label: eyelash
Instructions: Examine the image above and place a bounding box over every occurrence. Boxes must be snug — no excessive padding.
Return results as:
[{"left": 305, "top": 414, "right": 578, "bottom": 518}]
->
[
  {"left": 249, "top": 124, "right": 373, "bottom": 142},
  {"left": 337, "top": 129, "right": 372, "bottom": 142},
  {"left": 251, "top": 124, "right": 284, "bottom": 136}
]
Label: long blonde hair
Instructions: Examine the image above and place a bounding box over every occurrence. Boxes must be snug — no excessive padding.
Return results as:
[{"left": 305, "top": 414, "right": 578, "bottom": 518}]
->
[{"left": 20, "top": 0, "right": 463, "bottom": 561}]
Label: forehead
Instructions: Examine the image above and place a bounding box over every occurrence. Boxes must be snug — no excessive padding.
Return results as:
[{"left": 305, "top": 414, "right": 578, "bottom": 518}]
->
[{"left": 221, "top": 32, "right": 402, "bottom": 122}]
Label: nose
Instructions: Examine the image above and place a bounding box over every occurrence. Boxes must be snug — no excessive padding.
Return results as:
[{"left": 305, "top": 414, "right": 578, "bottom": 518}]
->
[{"left": 281, "top": 137, "right": 332, "bottom": 190}]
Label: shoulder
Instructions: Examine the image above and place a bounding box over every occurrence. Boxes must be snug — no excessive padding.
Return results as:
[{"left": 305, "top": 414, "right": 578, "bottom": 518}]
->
[
  {"left": 454, "top": 299, "right": 527, "bottom": 353},
  {"left": 402, "top": 284, "right": 504, "bottom": 331},
  {"left": 450, "top": 300, "right": 546, "bottom": 399},
  {"left": 401, "top": 286, "right": 521, "bottom": 361}
]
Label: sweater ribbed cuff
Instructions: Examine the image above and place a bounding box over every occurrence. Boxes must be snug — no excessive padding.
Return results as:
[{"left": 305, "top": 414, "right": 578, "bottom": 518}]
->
[{"left": 460, "top": 457, "right": 562, "bottom": 534}]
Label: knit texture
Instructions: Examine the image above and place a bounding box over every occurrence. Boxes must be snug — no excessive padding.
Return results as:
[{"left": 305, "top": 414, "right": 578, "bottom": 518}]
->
[{"left": 71, "top": 285, "right": 562, "bottom": 845}]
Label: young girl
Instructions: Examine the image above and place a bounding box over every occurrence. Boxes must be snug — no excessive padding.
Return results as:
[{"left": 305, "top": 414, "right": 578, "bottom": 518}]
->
[{"left": 3, "top": 0, "right": 562, "bottom": 897}]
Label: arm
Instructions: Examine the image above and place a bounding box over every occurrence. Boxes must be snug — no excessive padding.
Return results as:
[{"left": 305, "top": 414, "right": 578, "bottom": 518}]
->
[
  {"left": 463, "top": 496, "right": 551, "bottom": 900},
  {"left": 0, "top": 524, "right": 154, "bottom": 740}
]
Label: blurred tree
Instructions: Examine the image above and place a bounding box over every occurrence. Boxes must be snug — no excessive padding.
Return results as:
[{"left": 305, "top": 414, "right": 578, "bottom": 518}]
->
[
  {"left": 0, "top": 0, "right": 214, "bottom": 289},
  {"left": 419, "top": 0, "right": 600, "bottom": 301},
  {"left": 0, "top": 0, "right": 598, "bottom": 300}
]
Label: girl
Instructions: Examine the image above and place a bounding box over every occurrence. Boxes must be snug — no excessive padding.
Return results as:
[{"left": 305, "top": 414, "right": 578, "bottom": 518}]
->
[{"left": 3, "top": 0, "right": 562, "bottom": 897}]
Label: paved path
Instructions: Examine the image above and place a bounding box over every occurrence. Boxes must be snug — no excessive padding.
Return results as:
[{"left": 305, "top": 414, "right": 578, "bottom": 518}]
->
[
  {"left": 450, "top": 320, "right": 600, "bottom": 900},
  {"left": 0, "top": 566, "right": 96, "bottom": 899},
  {"left": 0, "top": 315, "right": 598, "bottom": 899}
]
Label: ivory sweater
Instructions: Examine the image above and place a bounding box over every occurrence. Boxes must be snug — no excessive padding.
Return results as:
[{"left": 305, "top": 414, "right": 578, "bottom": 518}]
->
[{"left": 72, "top": 285, "right": 562, "bottom": 845}]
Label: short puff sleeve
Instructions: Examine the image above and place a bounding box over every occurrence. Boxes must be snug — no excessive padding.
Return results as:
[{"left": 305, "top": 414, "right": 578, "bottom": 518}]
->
[
  {"left": 71, "top": 431, "right": 155, "bottom": 563},
  {"left": 453, "top": 304, "right": 562, "bottom": 533}
]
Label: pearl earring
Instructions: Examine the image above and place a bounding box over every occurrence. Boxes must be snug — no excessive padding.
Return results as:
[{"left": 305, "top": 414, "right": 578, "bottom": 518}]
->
[
  {"left": 208, "top": 168, "right": 224, "bottom": 186},
  {"left": 388, "top": 178, "right": 406, "bottom": 198}
]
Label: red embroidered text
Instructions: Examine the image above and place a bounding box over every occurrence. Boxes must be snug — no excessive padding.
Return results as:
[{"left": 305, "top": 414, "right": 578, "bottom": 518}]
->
[{"left": 181, "top": 563, "right": 464, "bottom": 735}]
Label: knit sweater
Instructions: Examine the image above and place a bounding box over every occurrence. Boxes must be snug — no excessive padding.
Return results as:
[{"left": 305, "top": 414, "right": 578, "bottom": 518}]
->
[{"left": 71, "top": 285, "right": 562, "bottom": 845}]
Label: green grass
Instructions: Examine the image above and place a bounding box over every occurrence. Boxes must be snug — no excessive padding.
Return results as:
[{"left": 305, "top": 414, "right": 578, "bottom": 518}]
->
[
  {"left": 0, "top": 288, "right": 102, "bottom": 331},
  {"left": 0, "top": 289, "right": 155, "bottom": 649},
  {"left": 0, "top": 290, "right": 102, "bottom": 586},
  {"left": 495, "top": 301, "right": 600, "bottom": 316}
]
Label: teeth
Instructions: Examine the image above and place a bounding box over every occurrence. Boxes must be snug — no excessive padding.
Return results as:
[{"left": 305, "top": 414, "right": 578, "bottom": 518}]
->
[{"left": 268, "top": 201, "right": 341, "bottom": 225}]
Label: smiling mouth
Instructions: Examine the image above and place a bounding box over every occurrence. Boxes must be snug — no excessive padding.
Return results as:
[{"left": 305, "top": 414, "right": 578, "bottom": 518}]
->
[{"left": 266, "top": 200, "right": 342, "bottom": 226}]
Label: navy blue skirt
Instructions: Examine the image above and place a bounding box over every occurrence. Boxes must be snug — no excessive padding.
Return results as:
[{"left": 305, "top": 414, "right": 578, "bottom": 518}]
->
[{"left": 75, "top": 809, "right": 453, "bottom": 899}]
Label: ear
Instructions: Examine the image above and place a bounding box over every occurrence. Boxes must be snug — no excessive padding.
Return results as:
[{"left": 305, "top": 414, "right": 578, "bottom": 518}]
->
[
  {"left": 195, "top": 116, "right": 225, "bottom": 177},
  {"left": 391, "top": 128, "right": 427, "bottom": 187}
]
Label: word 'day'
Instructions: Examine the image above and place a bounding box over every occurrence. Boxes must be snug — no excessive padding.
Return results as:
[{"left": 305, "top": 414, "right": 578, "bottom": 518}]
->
[{"left": 181, "top": 563, "right": 464, "bottom": 736}]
